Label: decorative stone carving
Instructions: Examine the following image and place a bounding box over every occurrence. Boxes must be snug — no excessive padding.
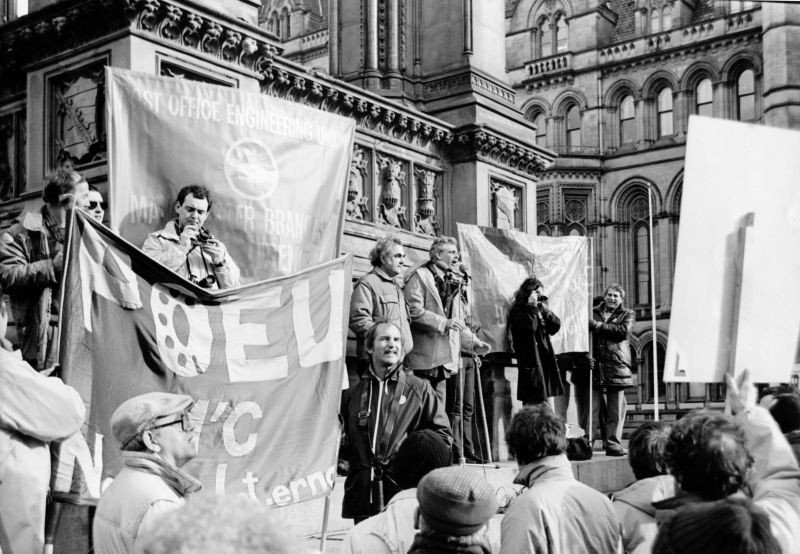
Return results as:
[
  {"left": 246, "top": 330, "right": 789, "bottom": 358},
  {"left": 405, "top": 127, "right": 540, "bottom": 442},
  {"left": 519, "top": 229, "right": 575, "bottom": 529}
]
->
[
  {"left": 457, "top": 128, "right": 553, "bottom": 178},
  {"left": 51, "top": 60, "right": 107, "bottom": 169},
  {"left": 377, "top": 156, "right": 406, "bottom": 228},
  {"left": 414, "top": 169, "right": 438, "bottom": 236},
  {"left": 346, "top": 147, "right": 369, "bottom": 221},
  {"left": 491, "top": 181, "right": 521, "bottom": 230}
]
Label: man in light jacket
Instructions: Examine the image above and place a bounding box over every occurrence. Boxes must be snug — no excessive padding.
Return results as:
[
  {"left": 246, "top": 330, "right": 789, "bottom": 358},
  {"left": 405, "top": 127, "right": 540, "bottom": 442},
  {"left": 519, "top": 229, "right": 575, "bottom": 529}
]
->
[
  {"left": 500, "top": 404, "right": 622, "bottom": 554},
  {"left": 0, "top": 319, "right": 86, "bottom": 554},
  {"left": 93, "top": 392, "right": 202, "bottom": 554},
  {"left": 403, "top": 236, "right": 488, "bottom": 403},
  {"left": 612, "top": 420, "right": 675, "bottom": 554}
]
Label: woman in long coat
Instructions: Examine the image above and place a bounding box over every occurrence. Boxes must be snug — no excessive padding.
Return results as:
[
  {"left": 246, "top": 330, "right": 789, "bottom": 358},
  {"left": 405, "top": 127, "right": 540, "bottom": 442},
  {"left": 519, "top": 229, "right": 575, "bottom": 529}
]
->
[{"left": 507, "top": 277, "right": 564, "bottom": 405}]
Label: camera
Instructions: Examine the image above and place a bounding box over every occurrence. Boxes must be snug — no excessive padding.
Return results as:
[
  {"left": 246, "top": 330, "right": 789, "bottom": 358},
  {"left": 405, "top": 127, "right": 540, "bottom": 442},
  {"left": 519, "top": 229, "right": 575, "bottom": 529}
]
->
[
  {"left": 191, "top": 274, "right": 217, "bottom": 289},
  {"left": 194, "top": 227, "right": 214, "bottom": 245},
  {"left": 538, "top": 295, "right": 549, "bottom": 303}
]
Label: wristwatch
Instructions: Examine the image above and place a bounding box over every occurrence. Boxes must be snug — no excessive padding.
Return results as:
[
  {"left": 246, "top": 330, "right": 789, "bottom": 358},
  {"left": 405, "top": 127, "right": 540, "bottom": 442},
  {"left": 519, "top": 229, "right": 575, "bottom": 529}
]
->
[{"left": 212, "top": 258, "right": 227, "bottom": 269}]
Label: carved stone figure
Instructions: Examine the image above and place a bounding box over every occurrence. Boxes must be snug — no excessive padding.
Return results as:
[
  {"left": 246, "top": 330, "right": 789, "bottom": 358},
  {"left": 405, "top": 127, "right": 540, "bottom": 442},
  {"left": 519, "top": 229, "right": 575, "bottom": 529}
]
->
[
  {"left": 493, "top": 183, "right": 519, "bottom": 230},
  {"left": 378, "top": 159, "right": 406, "bottom": 228},
  {"left": 414, "top": 169, "right": 438, "bottom": 236},
  {"left": 346, "top": 148, "right": 369, "bottom": 221}
]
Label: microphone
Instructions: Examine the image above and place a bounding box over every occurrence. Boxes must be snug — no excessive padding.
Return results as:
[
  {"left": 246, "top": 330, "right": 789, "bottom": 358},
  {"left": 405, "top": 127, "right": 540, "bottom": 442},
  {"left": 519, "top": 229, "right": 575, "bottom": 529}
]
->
[{"left": 457, "top": 263, "right": 471, "bottom": 281}]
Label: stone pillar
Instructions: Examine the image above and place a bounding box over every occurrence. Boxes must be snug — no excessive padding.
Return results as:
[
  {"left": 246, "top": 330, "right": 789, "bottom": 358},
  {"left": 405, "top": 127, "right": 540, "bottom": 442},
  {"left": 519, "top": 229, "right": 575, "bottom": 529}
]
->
[
  {"left": 762, "top": 2, "right": 800, "bottom": 129},
  {"left": 364, "top": 0, "right": 380, "bottom": 86},
  {"left": 329, "top": 0, "right": 339, "bottom": 75},
  {"left": 387, "top": 0, "right": 400, "bottom": 79}
]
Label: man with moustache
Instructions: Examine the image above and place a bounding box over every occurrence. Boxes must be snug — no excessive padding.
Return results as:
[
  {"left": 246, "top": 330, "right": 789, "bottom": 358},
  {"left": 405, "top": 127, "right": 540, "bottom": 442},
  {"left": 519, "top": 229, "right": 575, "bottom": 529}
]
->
[
  {"left": 341, "top": 320, "right": 451, "bottom": 523},
  {"left": 349, "top": 238, "right": 413, "bottom": 378}
]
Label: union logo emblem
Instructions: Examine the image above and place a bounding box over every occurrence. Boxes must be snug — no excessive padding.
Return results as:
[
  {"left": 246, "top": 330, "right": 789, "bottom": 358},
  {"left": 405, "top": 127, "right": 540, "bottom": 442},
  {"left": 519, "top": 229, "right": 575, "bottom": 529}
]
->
[{"left": 223, "top": 138, "right": 280, "bottom": 200}]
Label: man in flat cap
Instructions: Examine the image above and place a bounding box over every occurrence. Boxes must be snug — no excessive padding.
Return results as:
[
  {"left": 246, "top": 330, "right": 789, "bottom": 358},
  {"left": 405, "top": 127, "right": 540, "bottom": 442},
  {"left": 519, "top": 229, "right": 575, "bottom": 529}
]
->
[
  {"left": 407, "top": 466, "right": 498, "bottom": 554},
  {"left": 93, "top": 392, "right": 202, "bottom": 554}
]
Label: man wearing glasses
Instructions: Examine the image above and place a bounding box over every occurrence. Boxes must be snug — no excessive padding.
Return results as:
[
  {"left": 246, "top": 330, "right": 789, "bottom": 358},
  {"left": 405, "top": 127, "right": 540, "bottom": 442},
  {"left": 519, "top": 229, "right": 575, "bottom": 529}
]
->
[{"left": 94, "top": 392, "right": 202, "bottom": 554}]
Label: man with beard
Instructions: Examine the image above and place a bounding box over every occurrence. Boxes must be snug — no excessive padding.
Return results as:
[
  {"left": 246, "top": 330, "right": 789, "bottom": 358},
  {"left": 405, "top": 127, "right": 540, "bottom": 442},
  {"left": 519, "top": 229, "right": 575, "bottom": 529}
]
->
[{"left": 341, "top": 320, "right": 451, "bottom": 523}]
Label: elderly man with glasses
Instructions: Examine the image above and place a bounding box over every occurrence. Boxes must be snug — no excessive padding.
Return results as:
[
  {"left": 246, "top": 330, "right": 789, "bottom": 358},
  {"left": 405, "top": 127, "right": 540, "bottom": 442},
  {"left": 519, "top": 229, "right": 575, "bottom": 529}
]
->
[{"left": 93, "top": 392, "right": 202, "bottom": 554}]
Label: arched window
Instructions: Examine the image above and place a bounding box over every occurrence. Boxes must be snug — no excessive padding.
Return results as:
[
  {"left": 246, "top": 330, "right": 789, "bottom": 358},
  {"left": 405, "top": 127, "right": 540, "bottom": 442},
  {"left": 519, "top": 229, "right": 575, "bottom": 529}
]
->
[
  {"left": 629, "top": 194, "right": 650, "bottom": 305},
  {"left": 555, "top": 14, "right": 568, "bottom": 53},
  {"left": 695, "top": 78, "right": 713, "bottom": 117},
  {"left": 269, "top": 12, "right": 279, "bottom": 36},
  {"left": 566, "top": 105, "right": 581, "bottom": 150},
  {"left": 663, "top": 5, "right": 672, "bottom": 30},
  {"left": 730, "top": 0, "right": 754, "bottom": 14},
  {"left": 280, "top": 8, "right": 290, "bottom": 39},
  {"left": 650, "top": 9, "right": 661, "bottom": 33},
  {"left": 619, "top": 95, "right": 635, "bottom": 145},
  {"left": 564, "top": 197, "right": 587, "bottom": 236},
  {"left": 537, "top": 201, "right": 550, "bottom": 236},
  {"left": 736, "top": 69, "right": 755, "bottom": 122},
  {"left": 539, "top": 17, "right": 552, "bottom": 58},
  {"left": 657, "top": 88, "right": 673, "bottom": 136},
  {"left": 533, "top": 112, "right": 547, "bottom": 145}
]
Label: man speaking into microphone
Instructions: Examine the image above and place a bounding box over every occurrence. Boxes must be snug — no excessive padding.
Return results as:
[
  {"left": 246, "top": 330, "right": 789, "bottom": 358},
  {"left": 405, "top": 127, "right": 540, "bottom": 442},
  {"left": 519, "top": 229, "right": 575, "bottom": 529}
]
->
[
  {"left": 403, "top": 236, "right": 490, "bottom": 409},
  {"left": 142, "top": 185, "right": 241, "bottom": 289}
]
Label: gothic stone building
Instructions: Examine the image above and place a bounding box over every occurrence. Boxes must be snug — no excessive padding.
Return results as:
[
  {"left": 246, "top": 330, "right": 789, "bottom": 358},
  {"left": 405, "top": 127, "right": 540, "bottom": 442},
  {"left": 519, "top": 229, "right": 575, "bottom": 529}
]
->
[{"left": 2, "top": 0, "right": 799, "bottom": 444}]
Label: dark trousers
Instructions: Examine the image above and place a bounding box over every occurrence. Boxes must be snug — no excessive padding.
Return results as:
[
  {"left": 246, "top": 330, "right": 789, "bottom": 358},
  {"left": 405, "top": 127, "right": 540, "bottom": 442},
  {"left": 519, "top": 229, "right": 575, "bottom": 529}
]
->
[
  {"left": 575, "top": 383, "right": 627, "bottom": 448},
  {"left": 415, "top": 368, "right": 448, "bottom": 405},
  {"left": 446, "top": 357, "right": 475, "bottom": 455}
]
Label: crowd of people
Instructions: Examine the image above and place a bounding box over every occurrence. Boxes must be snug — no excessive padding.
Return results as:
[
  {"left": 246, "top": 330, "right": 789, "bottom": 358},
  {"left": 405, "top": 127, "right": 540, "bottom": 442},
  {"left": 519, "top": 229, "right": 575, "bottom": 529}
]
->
[{"left": 0, "top": 169, "right": 799, "bottom": 553}]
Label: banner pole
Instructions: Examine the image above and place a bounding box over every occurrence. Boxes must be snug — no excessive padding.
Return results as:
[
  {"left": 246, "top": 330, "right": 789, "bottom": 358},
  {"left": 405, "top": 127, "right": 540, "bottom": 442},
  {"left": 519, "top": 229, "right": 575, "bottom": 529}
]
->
[
  {"left": 319, "top": 494, "right": 331, "bottom": 554},
  {"left": 474, "top": 355, "right": 493, "bottom": 464},
  {"left": 588, "top": 237, "right": 594, "bottom": 447}
]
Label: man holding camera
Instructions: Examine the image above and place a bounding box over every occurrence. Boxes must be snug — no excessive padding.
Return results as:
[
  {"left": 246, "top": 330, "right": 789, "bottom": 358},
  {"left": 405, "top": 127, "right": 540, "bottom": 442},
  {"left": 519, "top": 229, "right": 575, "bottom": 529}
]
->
[{"left": 142, "top": 185, "right": 240, "bottom": 289}]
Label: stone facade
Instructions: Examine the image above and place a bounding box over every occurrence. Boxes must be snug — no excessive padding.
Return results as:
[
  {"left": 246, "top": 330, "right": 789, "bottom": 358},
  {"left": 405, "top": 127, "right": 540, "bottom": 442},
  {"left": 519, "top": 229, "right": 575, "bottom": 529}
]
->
[{"left": 3, "top": 0, "right": 799, "bottom": 440}]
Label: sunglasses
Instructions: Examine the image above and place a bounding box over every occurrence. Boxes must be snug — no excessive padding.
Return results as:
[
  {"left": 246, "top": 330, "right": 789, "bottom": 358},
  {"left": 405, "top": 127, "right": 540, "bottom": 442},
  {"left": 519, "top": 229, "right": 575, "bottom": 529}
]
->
[
  {"left": 88, "top": 201, "right": 107, "bottom": 210},
  {"left": 149, "top": 412, "right": 192, "bottom": 433}
]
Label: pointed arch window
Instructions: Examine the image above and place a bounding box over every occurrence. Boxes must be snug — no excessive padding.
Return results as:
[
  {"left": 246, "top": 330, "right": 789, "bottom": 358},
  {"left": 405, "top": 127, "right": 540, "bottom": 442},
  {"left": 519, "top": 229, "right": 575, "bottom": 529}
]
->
[
  {"left": 663, "top": 5, "right": 672, "bottom": 29},
  {"left": 539, "top": 17, "right": 552, "bottom": 58},
  {"left": 533, "top": 112, "right": 547, "bottom": 145},
  {"left": 280, "top": 8, "right": 291, "bottom": 39},
  {"left": 696, "top": 78, "right": 713, "bottom": 117},
  {"left": 555, "top": 14, "right": 568, "bottom": 53},
  {"left": 619, "top": 95, "right": 635, "bottom": 145},
  {"left": 657, "top": 88, "right": 673, "bottom": 136},
  {"left": 566, "top": 105, "right": 581, "bottom": 150},
  {"left": 629, "top": 194, "right": 651, "bottom": 306},
  {"left": 736, "top": 69, "right": 755, "bottom": 122},
  {"left": 650, "top": 9, "right": 661, "bottom": 33}
]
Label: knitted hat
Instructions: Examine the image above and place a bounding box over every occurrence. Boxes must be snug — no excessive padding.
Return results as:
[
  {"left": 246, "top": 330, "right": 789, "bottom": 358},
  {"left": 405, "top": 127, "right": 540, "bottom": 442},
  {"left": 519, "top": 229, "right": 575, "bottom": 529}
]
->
[
  {"left": 393, "top": 430, "right": 452, "bottom": 489},
  {"left": 417, "top": 467, "right": 498, "bottom": 536},
  {"left": 111, "top": 392, "right": 194, "bottom": 448},
  {"left": 653, "top": 497, "right": 780, "bottom": 554}
]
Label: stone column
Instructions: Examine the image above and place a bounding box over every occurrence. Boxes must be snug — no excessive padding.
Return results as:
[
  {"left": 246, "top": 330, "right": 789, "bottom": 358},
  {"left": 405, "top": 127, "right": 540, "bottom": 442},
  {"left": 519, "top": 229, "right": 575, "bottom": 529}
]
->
[
  {"left": 762, "top": 2, "right": 800, "bottom": 129},
  {"left": 364, "top": 0, "right": 380, "bottom": 86}
]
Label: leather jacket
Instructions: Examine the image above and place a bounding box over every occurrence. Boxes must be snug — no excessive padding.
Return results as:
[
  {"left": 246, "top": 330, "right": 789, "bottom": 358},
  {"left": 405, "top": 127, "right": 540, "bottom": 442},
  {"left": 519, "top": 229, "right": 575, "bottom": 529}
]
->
[{"left": 591, "top": 301, "right": 635, "bottom": 387}]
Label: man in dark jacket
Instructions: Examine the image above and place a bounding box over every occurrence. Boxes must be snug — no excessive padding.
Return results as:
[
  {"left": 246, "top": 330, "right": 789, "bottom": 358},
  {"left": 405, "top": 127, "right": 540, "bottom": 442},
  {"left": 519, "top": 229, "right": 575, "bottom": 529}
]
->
[
  {"left": 585, "top": 283, "right": 635, "bottom": 456},
  {"left": 341, "top": 320, "right": 452, "bottom": 523},
  {"left": 0, "top": 168, "right": 89, "bottom": 371}
]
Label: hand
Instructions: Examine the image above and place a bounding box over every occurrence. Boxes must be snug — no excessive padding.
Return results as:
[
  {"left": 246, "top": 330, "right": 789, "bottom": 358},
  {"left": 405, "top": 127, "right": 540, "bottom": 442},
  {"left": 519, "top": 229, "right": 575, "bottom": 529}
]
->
[
  {"left": 0, "top": 337, "right": 13, "bottom": 352},
  {"left": 179, "top": 224, "right": 200, "bottom": 248},
  {"left": 200, "top": 240, "right": 224, "bottom": 265},
  {"left": 473, "top": 340, "right": 490, "bottom": 356},
  {"left": 445, "top": 318, "right": 464, "bottom": 332},
  {"left": 725, "top": 368, "right": 757, "bottom": 415},
  {"left": 52, "top": 250, "right": 64, "bottom": 274}
]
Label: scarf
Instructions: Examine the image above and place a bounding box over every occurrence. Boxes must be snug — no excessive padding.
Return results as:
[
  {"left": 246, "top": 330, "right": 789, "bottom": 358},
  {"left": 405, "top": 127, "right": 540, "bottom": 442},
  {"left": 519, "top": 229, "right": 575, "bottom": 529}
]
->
[
  {"left": 40, "top": 205, "right": 64, "bottom": 244},
  {"left": 406, "top": 529, "right": 492, "bottom": 554},
  {"left": 122, "top": 451, "right": 203, "bottom": 496}
]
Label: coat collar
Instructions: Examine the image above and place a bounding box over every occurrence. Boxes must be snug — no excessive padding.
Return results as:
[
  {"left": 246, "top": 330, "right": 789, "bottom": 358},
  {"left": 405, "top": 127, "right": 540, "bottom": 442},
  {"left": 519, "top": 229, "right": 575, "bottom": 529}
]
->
[
  {"left": 153, "top": 220, "right": 181, "bottom": 242},
  {"left": 514, "top": 453, "right": 573, "bottom": 487}
]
